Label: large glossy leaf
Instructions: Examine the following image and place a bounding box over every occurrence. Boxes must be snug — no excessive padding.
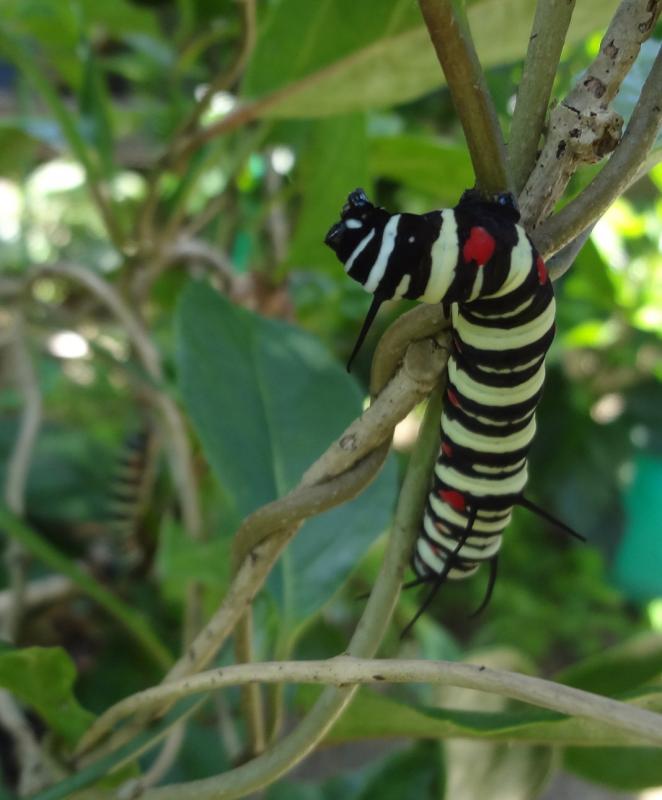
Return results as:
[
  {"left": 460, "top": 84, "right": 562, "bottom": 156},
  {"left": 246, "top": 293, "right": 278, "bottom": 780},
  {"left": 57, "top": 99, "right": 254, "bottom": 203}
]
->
[
  {"left": 356, "top": 741, "right": 443, "bottom": 800},
  {"left": 241, "top": 0, "right": 620, "bottom": 118},
  {"left": 0, "top": 645, "right": 94, "bottom": 746},
  {"left": 313, "top": 685, "right": 662, "bottom": 746},
  {"left": 176, "top": 282, "right": 397, "bottom": 627},
  {"left": 368, "top": 136, "right": 474, "bottom": 205},
  {"left": 554, "top": 633, "right": 662, "bottom": 696},
  {"left": 287, "top": 114, "right": 369, "bottom": 272},
  {"left": 2, "top": 0, "right": 157, "bottom": 86},
  {"left": 564, "top": 746, "right": 662, "bottom": 790}
]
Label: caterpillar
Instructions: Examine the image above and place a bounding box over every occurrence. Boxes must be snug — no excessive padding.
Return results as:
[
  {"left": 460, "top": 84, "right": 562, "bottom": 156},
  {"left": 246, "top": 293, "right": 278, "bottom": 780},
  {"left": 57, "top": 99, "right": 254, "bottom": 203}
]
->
[
  {"left": 325, "top": 188, "right": 582, "bottom": 624},
  {"left": 106, "top": 426, "right": 158, "bottom": 572}
]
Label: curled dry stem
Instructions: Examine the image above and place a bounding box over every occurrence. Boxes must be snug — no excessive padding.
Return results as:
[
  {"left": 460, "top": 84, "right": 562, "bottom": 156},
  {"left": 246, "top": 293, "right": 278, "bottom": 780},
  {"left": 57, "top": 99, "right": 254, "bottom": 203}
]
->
[
  {"left": 75, "top": 306, "right": 450, "bottom": 759},
  {"left": 519, "top": 0, "right": 661, "bottom": 227}
]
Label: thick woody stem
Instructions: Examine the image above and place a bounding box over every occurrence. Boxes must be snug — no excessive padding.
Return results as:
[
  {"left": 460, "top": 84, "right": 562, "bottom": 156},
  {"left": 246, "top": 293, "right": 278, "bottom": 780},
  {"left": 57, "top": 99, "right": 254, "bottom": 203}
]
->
[
  {"left": 520, "top": 0, "right": 661, "bottom": 227},
  {"left": 418, "top": 0, "right": 511, "bottom": 194},
  {"left": 534, "top": 43, "right": 662, "bottom": 257}
]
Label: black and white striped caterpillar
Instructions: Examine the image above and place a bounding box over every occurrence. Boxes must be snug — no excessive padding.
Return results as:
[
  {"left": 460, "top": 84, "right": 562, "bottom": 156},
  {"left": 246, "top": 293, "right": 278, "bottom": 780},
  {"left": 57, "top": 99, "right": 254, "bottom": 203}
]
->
[{"left": 325, "top": 188, "right": 581, "bottom": 621}]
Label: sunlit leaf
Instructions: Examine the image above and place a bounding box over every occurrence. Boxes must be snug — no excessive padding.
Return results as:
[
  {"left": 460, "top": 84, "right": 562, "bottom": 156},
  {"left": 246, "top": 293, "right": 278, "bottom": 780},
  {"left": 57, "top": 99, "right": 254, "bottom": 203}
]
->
[
  {"left": 564, "top": 746, "right": 662, "bottom": 790},
  {"left": 0, "top": 646, "right": 94, "bottom": 745},
  {"left": 555, "top": 632, "right": 662, "bottom": 696},
  {"left": 287, "top": 115, "right": 369, "bottom": 272},
  {"left": 356, "top": 741, "right": 443, "bottom": 800},
  {"left": 242, "top": 0, "right": 620, "bottom": 118},
  {"left": 368, "top": 136, "right": 473, "bottom": 204},
  {"left": 309, "top": 685, "right": 662, "bottom": 746}
]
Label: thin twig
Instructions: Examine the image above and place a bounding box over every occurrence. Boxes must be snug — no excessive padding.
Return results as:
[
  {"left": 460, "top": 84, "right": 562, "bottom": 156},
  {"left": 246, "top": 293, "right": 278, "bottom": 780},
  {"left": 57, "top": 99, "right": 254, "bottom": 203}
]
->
[
  {"left": 176, "top": 0, "right": 257, "bottom": 138},
  {"left": 67, "top": 656, "right": 662, "bottom": 756},
  {"left": 131, "top": 238, "right": 235, "bottom": 302},
  {"left": 0, "top": 575, "right": 74, "bottom": 618},
  {"left": 417, "top": 0, "right": 510, "bottom": 194},
  {"left": 0, "top": 690, "right": 54, "bottom": 796},
  {"left": 235, "top": 612, "right": 266, "bottom": 758},
  {"left": 509, "top": 0, "right": 577, "bottom": 193},
  {"left": 1, "top": 313, "right": 42, "bottom": 642},
  {"left": 117, "top": 725, "right": 186, "bottom": 800},
  {"left": 534, "top": 43, "right": 662, "bottom": 257}
]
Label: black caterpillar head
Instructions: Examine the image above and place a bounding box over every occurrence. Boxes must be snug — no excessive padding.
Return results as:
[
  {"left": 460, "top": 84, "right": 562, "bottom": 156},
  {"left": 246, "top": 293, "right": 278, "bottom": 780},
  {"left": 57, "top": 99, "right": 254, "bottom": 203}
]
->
[
  {"left": 324, "top": 188, "right": 388, "bottom": 372},
  {"left": 324, "top": 188, "right": 382, "bottom": 263}
]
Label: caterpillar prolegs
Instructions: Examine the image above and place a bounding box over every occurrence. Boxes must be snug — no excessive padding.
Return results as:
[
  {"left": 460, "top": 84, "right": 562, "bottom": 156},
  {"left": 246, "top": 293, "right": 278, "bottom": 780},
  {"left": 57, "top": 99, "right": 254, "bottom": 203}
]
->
[{"left": 325, "top": 189, "right": 582, "bottom": 622}]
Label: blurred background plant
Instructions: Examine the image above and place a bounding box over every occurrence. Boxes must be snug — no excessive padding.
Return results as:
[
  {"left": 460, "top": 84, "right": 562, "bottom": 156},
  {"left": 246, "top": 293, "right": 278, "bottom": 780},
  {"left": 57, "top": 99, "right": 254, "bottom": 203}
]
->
[{"left": 0, "top": 0, "right": 661, "bottom": 798}]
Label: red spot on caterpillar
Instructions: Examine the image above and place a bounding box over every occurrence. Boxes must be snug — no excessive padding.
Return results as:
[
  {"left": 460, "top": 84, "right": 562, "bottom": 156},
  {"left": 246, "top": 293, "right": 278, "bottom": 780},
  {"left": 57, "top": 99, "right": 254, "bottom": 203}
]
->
[
  {"left": 536, "top": 255, "right": 548, "bottom": 284},
  {"left": 441, "top": 441, "right": 453, "bottom": 458},
  {"left": 439, "top": 489, "right": 466, "bottom": 511},
  {"left": 453, "top": 336, "right": 462, "bottom": 352},
  {"left": 463, "top": 226, "right": 495, "bottom": 266},
  {"left": 447, "top": 388, "right": 460, "bottom": 407}
]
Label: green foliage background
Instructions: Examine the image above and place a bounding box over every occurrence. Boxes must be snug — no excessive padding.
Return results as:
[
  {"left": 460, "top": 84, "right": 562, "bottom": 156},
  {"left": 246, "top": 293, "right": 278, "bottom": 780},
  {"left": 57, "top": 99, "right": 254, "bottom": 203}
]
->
[{"left": 0, "top": 0, "right": 661, "bottom": 797}]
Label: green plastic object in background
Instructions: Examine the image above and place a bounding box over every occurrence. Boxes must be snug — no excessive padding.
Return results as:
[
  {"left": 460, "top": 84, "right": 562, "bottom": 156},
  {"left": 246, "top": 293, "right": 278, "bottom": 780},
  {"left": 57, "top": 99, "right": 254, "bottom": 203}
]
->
[{"left": 613, "top": 455, "right": 662, "bottom": 601}]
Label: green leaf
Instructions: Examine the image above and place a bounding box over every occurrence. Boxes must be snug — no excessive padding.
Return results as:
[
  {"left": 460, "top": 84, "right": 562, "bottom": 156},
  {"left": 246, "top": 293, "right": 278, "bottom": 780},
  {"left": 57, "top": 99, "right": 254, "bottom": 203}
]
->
[
  {"left": 368, "top": 136, "right": 474, "bottom": 205},
  {"left": 155, "top": 516, "right": 231, "bottom": 602},
  {"left": 357, "top": 741, "right": 443, "bottom": 800},
  {"left": 242, "top": 0, "right": 620, "bottom": 118},
  {"left": 554, "top": 633, "right": 662, "bottom": 696},
  {"left": 564, "top": 746, "right": 662, "bottom": 790},
  {"left": 287, "top": 115, "right": 369, "bottom": 271},
  {"left": 273, "top": 454, "right": 396, "bottom": 631},
  {"left": 29, "top": 696, "right": 203, "bottom": 800},
  {"left": 315, "top": 686, "right": 662, "bottom": 746},
  {"left": 79, "top": 41, "right": 116, "bottom": 179},
  {"left": 0, "top": 646, "right": 93, "bottom": 746},
  {"left": 0, "top": 507, "right": 173, "bottom": 670},
  {"left": 434, "top": 648, "right": 554, "bottom": 800},
  {"left": 176, "top": 282, "right": 397, "bottom": 628}
]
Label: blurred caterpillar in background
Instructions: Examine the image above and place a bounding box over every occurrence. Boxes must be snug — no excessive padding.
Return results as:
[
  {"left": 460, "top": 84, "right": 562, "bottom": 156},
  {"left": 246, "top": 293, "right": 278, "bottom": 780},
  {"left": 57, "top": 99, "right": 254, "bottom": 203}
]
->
[
  {"left": 325, "top": 188, "right": 582, "bottom": 626},
  {"left": 105, "top": 426, "right": 159, "bottom": 571}
]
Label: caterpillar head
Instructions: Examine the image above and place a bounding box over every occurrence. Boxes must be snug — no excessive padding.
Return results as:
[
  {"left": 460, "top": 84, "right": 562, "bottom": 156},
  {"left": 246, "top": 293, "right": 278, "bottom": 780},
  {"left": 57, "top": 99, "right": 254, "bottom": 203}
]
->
[
  {"left": 324, "top": 189, "right": 386, "bottom": 372},
  {"left": 324, "top": 188, "right": 379, "bottom": 263}
]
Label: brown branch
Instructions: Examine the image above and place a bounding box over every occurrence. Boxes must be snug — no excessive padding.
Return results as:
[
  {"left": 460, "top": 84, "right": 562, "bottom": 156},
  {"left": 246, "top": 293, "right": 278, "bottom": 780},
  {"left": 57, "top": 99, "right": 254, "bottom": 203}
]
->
[
  {"left": 534, "top": 42, "right": 662, "bottom": 257},
  {"left": 418, "top": 0, "right": 510, "bottom": 194},
  {"left": 520, "top": 0, "right": 661, "bottom": 227}
]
